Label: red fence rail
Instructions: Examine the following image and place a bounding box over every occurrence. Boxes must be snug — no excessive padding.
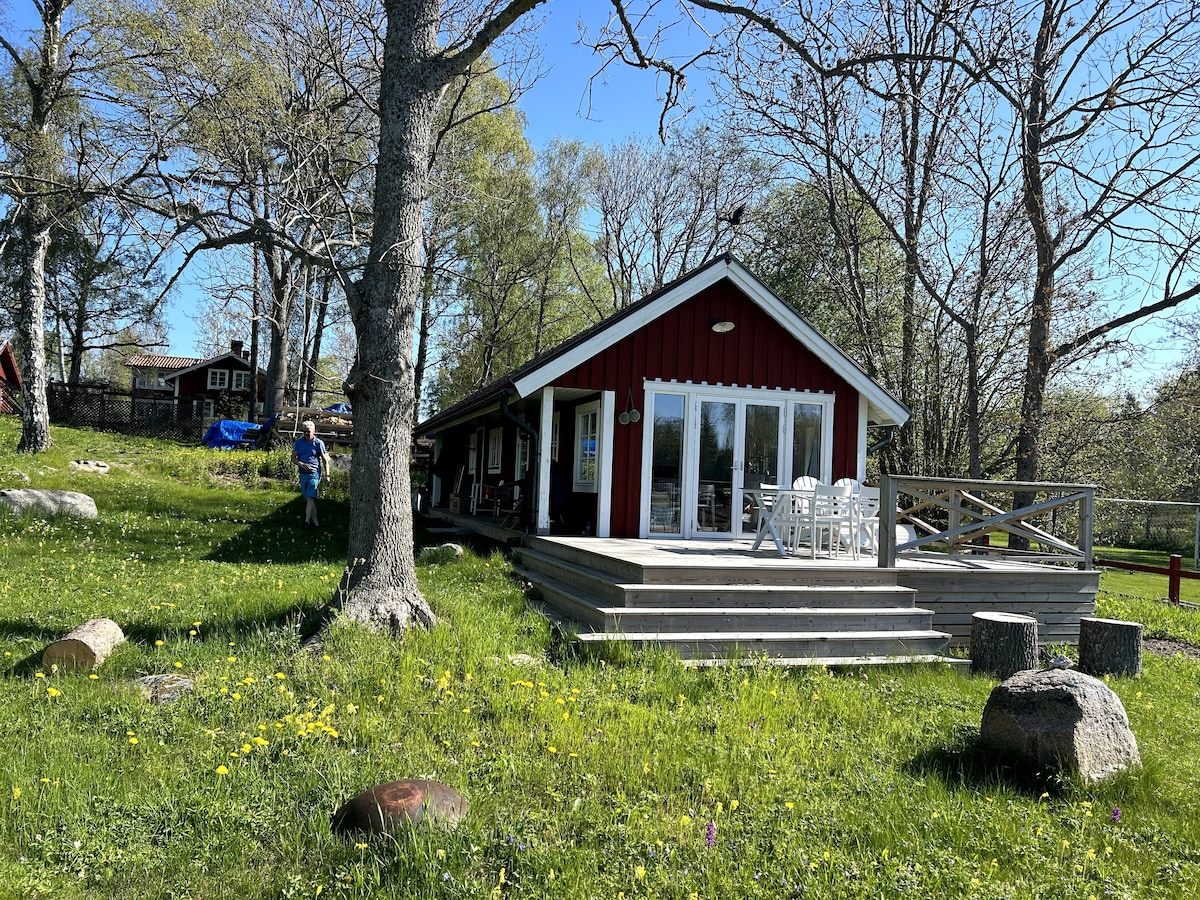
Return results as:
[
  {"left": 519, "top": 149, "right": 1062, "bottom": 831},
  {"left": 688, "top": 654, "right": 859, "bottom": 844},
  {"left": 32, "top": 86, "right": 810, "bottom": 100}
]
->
[{"left": 1094, "top": 554, "right": 1200, "bottom": 605}]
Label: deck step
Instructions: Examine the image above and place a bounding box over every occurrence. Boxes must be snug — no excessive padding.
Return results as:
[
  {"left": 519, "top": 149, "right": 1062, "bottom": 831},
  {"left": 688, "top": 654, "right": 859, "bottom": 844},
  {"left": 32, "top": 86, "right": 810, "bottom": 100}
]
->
[
  {"left": 574, "top": 629, "right": 952, "bottom": 661},
  {"left": 598, "top": 606, "right": 937, "bottom": 633},
  {"left": 681, "top": 654, "right": 970, "bottom": 668}
]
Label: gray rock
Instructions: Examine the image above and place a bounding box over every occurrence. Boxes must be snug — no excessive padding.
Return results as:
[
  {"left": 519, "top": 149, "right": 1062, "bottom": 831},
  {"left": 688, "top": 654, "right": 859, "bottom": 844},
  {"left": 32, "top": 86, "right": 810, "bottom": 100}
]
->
[
  {"left": 981, "top": 668, "right": 1141, "bottom": 784},
  {"left": 0, "top": 489, "right": 98, "bottom": 519},
  {"left": 331, "top": 779, "right": 468, "bottom": 838},
  {"left": 69, "top": 459, "right": 110, "bottom": 475},
  {"left": 418, "top": 542, "right": 464, "bottom": 562},
  {"left": 4, "top": 469, "right": 31, "bottom": 485},
  {"left": 136, "top": 673, "right": 195, "bottom": 704}
]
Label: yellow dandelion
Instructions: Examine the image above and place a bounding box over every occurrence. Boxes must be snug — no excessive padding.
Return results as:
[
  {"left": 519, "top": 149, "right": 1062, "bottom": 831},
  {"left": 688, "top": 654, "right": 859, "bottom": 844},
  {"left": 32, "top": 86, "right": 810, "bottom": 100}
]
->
[
  {"left": 47, "top": 687, "right": 62, "bottom": 698},
  {"left": 635, "top": 865, "right": 646, "bottom": 880},
  {"left": 88, "top": 674, "right": 98, "bottom": 680},
  {"left": 34, "top": 671, "right": 44, "bottom": 678},
  {"left": 11, "top": 787, "right": 20, "bottom": 800},
  {"left": 681, "top": 815, "right": 692, "bottom": 826},
  {"left": 547, "top": 745, "right": 557, "bottom": 754},
  {"left": 215, "top": 765, "right": 229, "bottom": 775},
  {"left": 173, "top": 661, "right": 183, "bottom": 669},
  {"left": 129, "top": 737, "right": 138, "bottom": 745}
]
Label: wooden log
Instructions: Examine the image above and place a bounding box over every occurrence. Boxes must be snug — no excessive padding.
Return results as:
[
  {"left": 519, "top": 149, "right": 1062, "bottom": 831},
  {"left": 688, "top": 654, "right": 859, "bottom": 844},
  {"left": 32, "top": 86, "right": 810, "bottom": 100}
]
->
[
  {"left": 1078, "top": 616, "right": 1143, "bottom": 677},
  {"left": 43, "top": 618, "right": 125, "bottom": 673},
  {"left": 970, "top": 611, "right": 1038, "bottom": 679}
]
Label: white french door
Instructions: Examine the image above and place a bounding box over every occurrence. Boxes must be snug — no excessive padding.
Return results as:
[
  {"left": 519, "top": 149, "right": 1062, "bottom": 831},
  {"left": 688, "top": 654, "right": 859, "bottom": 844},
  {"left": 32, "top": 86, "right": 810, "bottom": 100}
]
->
[{"left": 642, "top": 384, "right": 834, "bottom": 539}]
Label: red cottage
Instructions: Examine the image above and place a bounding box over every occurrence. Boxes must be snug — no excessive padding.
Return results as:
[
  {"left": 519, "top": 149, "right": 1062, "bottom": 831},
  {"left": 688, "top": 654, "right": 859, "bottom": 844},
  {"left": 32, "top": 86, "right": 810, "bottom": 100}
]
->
[{"left": 418, "top": 255, "right": 908, "bottom": 540}]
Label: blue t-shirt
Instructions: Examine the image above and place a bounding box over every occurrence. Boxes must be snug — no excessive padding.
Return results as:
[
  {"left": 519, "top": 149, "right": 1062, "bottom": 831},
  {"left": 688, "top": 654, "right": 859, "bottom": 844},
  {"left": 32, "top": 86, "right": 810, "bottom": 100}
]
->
[{"left": 293, "top": 437, "right": 327, "bottom": 472}]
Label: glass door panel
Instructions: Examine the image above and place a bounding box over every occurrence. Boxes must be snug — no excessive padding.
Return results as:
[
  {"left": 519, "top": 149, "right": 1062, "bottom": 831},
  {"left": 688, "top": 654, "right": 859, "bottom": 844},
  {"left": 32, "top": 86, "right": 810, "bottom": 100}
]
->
[
  {"left": 697, "top": 400, "right": 736, "bottom": 533},
  {"left": 742, "top": 403, "right": 782, "bottom": 536},
  {"left": 792, "top": 403, "right": 823, "bottom": 483},
  {"left": 649, "top": 393, "right": 685, "bottom": 534}
]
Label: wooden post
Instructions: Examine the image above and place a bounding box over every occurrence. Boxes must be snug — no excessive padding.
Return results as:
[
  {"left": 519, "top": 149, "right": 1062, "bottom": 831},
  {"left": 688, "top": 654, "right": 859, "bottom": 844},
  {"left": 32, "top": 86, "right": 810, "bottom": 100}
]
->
[
  {"left": 970, "top": 611, "right": 1038, "bottom": 679},
  {"left": 1169, "top": 554, "right": 1182, "bottom": 605},
  {"left": 879, "top": 475, "right": 897, "bottom": 569},
  {"left": 43, "top": 618, "right": 125, "bottom": 672},
  {"left": 1078, "top": 617, "right": 1143, "bottom": 677}
]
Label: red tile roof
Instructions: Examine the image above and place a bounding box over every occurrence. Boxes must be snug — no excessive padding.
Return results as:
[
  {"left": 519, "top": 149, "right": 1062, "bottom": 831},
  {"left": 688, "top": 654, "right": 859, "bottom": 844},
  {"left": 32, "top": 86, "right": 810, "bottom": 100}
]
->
[{"left": 126, "top": 355, "right": 203, "bottom": 369}]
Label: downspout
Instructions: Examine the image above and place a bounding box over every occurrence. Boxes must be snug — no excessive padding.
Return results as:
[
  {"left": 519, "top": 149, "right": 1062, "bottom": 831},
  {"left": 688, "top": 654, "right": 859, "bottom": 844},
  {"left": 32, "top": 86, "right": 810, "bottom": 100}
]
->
[
  {"left": 867, "top": 425, "right": 897, "bottom": 457},
  {"left": 499, "top": 387, "right": 538, "bottom": 534}
]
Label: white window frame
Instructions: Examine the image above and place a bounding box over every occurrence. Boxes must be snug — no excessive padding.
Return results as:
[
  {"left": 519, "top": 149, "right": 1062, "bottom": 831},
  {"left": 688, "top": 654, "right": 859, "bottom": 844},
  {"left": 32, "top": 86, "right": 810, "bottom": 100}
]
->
[
  {"left": 232, "top": 370, "right": 251, "bottom": 391},
  {"left": 573, "top": 401, "right": 600, "bottom": 493},
  {"left": 487, "top": 427, "right": 503, "bottom": 474},
  {"left": 468, "top": 430, "right": 479, "bottom": 476},
  {"left": 207, "top": 368, "right": 229, "bottom": 390},
  {"left": 551, "top": 412, "right": 561, "bottom": 462},
  {"left": 515, "top": 432, "right": 531, "bottom": 479},
  {"left": 202, "top": 399, "right": 215, "bottom": 419}
]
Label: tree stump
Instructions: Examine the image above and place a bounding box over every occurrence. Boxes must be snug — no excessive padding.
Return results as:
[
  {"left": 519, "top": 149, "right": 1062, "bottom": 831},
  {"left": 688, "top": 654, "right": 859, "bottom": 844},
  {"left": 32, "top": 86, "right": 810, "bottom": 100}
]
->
[
  {"left": 1079, "top": 616, "right": 1143, "bottom": 677},
  {"left": 970, "top": 611, "right": 1038, "bottom": 679},
  {"left": 43, "top": 618, "right": 125, "bottom": 673}
]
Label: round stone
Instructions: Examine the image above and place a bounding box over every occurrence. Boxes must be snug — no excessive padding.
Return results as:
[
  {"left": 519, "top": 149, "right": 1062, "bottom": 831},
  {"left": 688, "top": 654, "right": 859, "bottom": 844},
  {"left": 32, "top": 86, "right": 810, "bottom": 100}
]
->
[{"left": 330, "top": 779, "right": 468, "bottom": 838}]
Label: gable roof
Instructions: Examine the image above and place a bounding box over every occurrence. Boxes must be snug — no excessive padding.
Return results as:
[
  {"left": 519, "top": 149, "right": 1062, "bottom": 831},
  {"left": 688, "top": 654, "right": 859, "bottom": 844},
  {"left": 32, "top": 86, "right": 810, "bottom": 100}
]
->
[
  {"left": 418, "top": 254, "right": 909, "bottom": 433},
  {"left": 162, "top": 352, "right": 264, "bottom": 381}
]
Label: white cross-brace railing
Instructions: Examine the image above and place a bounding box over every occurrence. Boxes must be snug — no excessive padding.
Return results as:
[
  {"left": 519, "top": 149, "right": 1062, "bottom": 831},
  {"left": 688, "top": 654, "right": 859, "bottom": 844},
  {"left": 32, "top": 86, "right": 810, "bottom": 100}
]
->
[{"left": 878, "top": 476, "right": 1095, "bottom": 570}]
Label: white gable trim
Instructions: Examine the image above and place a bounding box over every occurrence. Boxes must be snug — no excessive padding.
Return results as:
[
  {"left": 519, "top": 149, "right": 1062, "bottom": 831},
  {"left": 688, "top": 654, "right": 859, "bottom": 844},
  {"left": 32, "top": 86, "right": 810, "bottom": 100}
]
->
[{"left": 510, "top": 258, "right": 908, "bottom": 426}]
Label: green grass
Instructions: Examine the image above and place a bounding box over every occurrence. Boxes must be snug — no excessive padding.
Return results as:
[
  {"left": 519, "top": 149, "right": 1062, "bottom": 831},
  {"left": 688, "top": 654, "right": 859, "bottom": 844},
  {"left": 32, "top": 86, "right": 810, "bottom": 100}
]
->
[{"left": 2, "top": 420, "right": 1200, "bottom": 898}]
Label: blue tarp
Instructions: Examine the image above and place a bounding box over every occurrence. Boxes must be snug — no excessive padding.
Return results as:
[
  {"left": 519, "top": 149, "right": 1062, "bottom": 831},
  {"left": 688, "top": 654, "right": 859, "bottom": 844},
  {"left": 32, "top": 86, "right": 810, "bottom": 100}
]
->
[
  {"left": 202, "top": 419, "right": 258, "bottom": 449},
  {"left": 323, "top": 402, "right": 352, "bottom": 413}
]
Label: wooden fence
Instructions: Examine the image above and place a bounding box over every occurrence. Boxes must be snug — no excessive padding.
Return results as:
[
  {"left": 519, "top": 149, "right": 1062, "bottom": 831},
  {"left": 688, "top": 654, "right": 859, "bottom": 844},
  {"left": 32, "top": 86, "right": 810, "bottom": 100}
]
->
[
  {"left": 48, "top": 386, "right": 205, "bottom": 441},
  {"left": 1095, "top": 554, "right": 1199, "bottom": 607}
]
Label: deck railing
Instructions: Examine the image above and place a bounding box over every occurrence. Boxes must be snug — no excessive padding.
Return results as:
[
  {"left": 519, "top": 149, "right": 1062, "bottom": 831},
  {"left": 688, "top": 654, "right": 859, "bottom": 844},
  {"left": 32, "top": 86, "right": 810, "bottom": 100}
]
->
[{"left": 878, "top": 476, "right": 1096, "bottom": 570}]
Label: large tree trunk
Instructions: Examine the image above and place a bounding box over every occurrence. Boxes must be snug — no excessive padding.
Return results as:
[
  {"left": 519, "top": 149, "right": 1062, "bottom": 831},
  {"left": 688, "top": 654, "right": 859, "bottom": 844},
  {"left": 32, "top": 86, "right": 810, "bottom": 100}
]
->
[
  {"left": 16, "top": 220, "right": 54, "bottom": 453},
  {"left": 338, "top": 0, "right": 444, "bottom": 633}
]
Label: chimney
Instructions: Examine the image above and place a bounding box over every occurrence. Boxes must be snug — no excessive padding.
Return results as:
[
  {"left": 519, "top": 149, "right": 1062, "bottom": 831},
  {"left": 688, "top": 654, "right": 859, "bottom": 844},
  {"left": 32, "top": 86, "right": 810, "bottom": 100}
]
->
[{"left": 230, "top": 340, "right": 244, "bottom": 357}]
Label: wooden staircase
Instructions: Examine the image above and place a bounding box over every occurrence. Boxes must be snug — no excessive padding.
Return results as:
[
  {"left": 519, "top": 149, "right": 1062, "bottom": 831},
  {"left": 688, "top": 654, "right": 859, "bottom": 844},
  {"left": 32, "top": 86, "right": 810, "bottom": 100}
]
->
[{"left": 514, "top": 537, "right": 959, "bottom": 666}]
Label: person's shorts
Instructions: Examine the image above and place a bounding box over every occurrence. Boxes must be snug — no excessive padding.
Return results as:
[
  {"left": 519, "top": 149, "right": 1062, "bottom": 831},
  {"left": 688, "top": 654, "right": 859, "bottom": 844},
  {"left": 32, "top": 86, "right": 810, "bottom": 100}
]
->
[{"left": 299, "top": 471, "right": 320, "bottom": 498}]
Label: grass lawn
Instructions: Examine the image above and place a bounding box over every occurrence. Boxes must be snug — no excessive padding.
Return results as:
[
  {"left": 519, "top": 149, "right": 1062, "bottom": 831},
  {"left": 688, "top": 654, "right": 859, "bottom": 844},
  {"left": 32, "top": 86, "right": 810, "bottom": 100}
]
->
[{"left": 2, "top": 420, "right": 1199, "bottom": 898}]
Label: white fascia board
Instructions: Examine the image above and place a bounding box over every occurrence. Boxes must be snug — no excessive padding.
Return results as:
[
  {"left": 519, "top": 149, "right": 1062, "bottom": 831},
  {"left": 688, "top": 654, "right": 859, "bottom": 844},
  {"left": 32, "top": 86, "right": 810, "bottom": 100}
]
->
[
  {"left": 510, "top": 257, "right": 909, "bottom": 428},
  {"left": 510, "top": 262, "right": 734, "bottom": 398},
  {"left": 721, "top": 261, "right": 910, "bottom": 427}
]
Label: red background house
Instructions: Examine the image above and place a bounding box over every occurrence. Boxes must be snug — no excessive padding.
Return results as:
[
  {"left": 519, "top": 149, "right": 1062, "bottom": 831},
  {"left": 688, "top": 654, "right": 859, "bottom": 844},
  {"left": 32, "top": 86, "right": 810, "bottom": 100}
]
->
[
  {"left": 418, "top": 256, "right": 908, "bottom": 540},
  {"left": 127, "top": 340, "right": 264, "bottom": 421},
  {"left": 0, "top": 339, "right": 22, "bottom": 413}
]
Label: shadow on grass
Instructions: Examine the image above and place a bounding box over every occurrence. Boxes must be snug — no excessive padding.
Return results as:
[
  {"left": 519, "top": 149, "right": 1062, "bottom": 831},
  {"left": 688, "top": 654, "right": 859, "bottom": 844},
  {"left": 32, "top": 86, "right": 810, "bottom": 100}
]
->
[
  {"left": 205, "top": 496, "right": 350, "bottom": 565},
  {"left": 904, "top": 724, "right": 1073, "bottom": 797},
  {"left": 0, "top": 600, "right": 340, "bottom": 678}
]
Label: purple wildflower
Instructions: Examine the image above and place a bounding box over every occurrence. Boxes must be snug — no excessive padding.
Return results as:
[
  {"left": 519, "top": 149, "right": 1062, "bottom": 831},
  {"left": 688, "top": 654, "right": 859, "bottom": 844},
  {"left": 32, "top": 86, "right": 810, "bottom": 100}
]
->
[
  {"left": 1111, "top": 807, "right": 1121, "bottom": 823},
  {"left": 705, "top": 820, "right": 717, "bottom": 848}
]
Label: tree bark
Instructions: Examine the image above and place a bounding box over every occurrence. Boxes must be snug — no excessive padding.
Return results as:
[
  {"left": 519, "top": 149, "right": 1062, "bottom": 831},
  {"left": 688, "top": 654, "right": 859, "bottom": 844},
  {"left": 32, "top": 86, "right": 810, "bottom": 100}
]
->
[
  {"left": 43, "top": 618, "right": 125, "bottom": 672},
  {"left": 15, "top": 220, "right": 54, "bottom": 453},
  {"left": 970, "top": 611, "right": 1039, "bottom": 679},
  {"left": 338, "top": 0, "right": 445, "bottom": 633},
  {"left": 1078, "top": 617, "right": 1142, "bottom": 678}
]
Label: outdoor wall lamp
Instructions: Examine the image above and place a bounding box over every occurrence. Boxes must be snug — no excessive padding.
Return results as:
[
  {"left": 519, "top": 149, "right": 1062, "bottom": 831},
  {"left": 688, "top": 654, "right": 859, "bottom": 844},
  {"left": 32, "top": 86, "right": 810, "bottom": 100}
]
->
[{"left": 710, "top": 318, "right": 736, "bottom": 334}]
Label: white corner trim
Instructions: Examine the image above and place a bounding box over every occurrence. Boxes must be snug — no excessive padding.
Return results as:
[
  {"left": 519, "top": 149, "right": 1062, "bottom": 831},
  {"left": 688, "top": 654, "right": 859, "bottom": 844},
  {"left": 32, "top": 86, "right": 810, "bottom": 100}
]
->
[
  {"left": 597, "top": 390, "right": 616, "bottom": 537},
  {"left": 858, "top": 395, "right": 869, "bottom": 481},
  {"left": 537, "top": 387, "right": 554, "bottom": 534}
]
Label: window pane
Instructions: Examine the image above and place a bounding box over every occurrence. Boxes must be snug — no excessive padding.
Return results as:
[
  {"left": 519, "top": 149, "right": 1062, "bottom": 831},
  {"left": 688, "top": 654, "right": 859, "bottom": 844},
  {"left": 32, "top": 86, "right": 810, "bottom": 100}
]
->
[
  {"left": 650, "top": 394, "right": 684, "bottom": 534},
  {"left": 792, "top": 403, "right": 823, "bottom": 481}
]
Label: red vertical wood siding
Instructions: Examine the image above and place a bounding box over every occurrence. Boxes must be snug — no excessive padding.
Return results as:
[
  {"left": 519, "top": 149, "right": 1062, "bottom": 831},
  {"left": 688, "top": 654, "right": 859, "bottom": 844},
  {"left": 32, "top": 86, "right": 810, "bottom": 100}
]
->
[{"left": 552, "top": 279, "right": 861, "bottom": 537}]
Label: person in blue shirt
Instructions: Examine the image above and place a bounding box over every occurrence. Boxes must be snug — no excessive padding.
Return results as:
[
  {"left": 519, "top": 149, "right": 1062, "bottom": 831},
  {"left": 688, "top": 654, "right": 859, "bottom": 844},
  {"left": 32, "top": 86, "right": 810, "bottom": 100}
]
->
[{"left": 290, "top": 420, "right": 331, "bottom": 529}]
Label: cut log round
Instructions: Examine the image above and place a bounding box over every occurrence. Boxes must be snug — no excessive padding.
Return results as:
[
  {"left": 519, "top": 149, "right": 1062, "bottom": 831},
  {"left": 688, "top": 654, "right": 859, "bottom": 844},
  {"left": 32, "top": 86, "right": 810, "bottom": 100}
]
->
[
  {"left": 42, "top": 618, "right": 125, "bottom": 673},
  {"left": 970, "top": 611, "right": 1038, "bottom": 679},
  {"left": 1079, "top": 616, "right": 1143, "bottom": 677}
]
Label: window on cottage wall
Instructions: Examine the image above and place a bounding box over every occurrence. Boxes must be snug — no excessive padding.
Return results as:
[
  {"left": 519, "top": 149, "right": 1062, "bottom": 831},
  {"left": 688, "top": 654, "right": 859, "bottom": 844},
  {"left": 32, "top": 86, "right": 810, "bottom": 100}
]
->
[
  {"left": 232, "top": 371, "right": 251, "bottom": 391},
  {"left": 487, "top": 428, "right": 503, "bottom": 474},
  {"left": 207, "top": 369, "right": 229, "bottom": 390},
  {"left": 515, "top": 432, "right": 530, "bottom": 479},
  {"left": 791, "top": 403, "right": 824, "bottom": 480},
  {"left": 573, "top": 402, "right": 599, "bottom": 493},
  {"left": 551, "top": 412, "right": 560, "bottom": 462}
]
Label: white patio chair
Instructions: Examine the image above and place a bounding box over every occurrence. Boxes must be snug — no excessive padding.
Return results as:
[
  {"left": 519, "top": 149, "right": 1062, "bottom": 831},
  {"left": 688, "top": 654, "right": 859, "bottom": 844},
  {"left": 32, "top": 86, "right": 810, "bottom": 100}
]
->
[
  {"left": 807, "top": 483, "right": 858, "bottom": 559},
  {"left": 834, "top": 477, "right": 862, "bottom": 495},
  {"left": 791, "top": 474, "right": 820, "bottom": 491},
  {"left": 857, "top": 486, "right": 881, "bottom": 554}
]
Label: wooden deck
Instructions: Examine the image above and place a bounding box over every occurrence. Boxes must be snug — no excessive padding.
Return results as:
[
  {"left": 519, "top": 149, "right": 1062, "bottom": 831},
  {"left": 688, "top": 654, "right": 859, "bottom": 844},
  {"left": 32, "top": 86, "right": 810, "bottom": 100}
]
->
[{"left": 511, "top": 536, "right": 1097, "bottom": 664}]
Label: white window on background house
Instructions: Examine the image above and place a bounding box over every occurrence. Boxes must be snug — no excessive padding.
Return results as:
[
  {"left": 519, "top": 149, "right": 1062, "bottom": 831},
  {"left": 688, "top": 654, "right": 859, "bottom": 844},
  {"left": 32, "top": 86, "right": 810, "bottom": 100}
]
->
[
  {"left": 232, "top": 370, "right": 251, "bottom": 391},
  {"left": 207, "top": 369, "right": 229, "bottom": 390},
  {"left": 203, "top": 399, "right": 215, "bottom": 419},
  {"left": 487, "top": 428, "right": 503, "bottom": 473},
  {"left": 573, "top": 401, "right": 599, "bottom": 492}
]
